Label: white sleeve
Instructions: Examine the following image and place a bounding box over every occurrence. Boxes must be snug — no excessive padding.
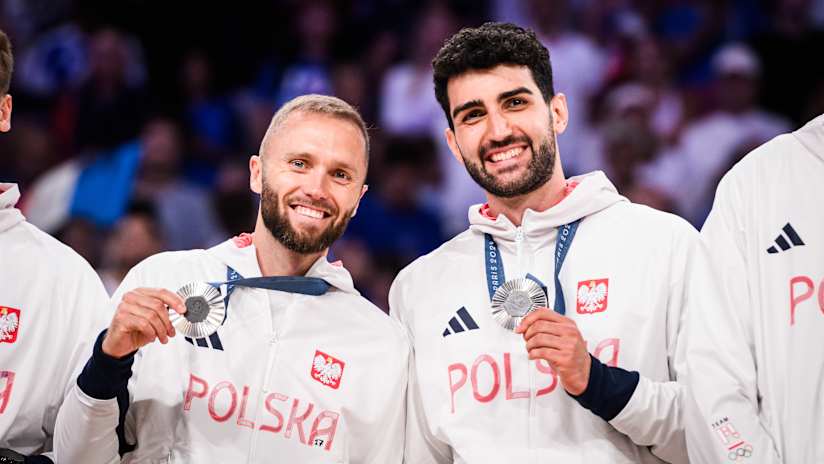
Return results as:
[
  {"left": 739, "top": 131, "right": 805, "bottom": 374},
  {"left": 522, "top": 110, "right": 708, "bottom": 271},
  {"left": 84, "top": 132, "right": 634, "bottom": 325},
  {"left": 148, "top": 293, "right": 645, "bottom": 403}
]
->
[
  {"left": 26, "top": 254, "right": 111, "bottom": 463},
  {"left": 54, "top": 266, "right": 146, "bottom": 464},
  {"left": 389, "top": 273, "right": 453, "bottom": 464},
  {"left": 403, "top": 354, "right": 452, "bottom": 464},
  {"left": 54, "top": 385, "right": 121, "bottom": 464},
  {"left": 55, "top": 258, "right": 113, "bottom": 405},
  {"left": 685, "top": 176, "right": 782, "bottom": 463},
  {"left": 608, "top": 378, "right": 687, "bottom": 463},
  {"left": 606, "top": 227, "right": 693, "bottom": 464},
  {"left": 351, "top": 330, "right": 410, "bottom": 464}
]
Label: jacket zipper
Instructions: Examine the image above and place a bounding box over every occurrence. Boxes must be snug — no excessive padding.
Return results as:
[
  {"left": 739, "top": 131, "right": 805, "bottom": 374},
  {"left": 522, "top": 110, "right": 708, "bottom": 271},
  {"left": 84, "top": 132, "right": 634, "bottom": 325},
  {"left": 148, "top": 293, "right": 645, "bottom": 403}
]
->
[
  {"left": 246, "top": 292, "right": 282, "bottom": 463},
  {"left": 515, "top": 226, "right": 537, "bottom": 458}
]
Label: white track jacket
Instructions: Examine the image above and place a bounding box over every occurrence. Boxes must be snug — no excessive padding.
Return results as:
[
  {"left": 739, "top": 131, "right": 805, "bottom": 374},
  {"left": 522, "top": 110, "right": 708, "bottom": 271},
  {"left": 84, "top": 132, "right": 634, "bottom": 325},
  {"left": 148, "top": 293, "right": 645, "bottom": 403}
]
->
[
  {"left": 54, "top": 236, "right": 409, "bottom": 463},
  {"left": 686, "top": 114, "right": 824, "bottom": 463},
  {"left": 0, "top": 183, "right": 110, "bottom": 459},
  {"left": 391, "top": 171, "right": 697, "bottom": 463}
]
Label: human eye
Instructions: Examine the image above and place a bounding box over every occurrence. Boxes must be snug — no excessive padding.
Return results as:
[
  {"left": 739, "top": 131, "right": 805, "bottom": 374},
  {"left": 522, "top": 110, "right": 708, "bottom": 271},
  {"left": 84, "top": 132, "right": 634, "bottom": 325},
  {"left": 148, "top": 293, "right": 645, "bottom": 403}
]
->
[
  {"left": 333, "top": 170, "right": 352, "bottom": 182},
  {"left": 505, "top": 97, "right": 528, "bottom": 108},
  {"left": 463, "top": 108, "right": 485, "bottom": 123}
]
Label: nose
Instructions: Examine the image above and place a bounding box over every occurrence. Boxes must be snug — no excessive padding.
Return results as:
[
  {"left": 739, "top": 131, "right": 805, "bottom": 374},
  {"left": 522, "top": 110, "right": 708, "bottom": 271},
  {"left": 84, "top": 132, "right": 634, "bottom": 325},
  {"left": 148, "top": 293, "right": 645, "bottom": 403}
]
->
[
  {"left": 486, "top": 108, "right": 513, "bottom": 141},
  {"left": 302, "top": 167, "right": 330, "bottom": 201}
]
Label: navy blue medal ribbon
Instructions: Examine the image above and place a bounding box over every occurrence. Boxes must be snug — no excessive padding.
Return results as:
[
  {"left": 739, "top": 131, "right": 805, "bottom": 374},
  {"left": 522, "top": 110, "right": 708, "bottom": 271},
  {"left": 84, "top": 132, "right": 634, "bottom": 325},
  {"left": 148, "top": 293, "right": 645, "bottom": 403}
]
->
[
  {"left": 484, "top": 234, "right": 506, "bottom": 300},
  {"left": 211, "top": 266, "right": 331, "bottom": 310},
  {"left": 484, "top": 219, "right": 581, "bottom": 315},
  {"left": 552, "top": 220, "right": 580, "bottom": 315},
  {"left": 183, "top": 267, "right": 329, "bottom": 349}
]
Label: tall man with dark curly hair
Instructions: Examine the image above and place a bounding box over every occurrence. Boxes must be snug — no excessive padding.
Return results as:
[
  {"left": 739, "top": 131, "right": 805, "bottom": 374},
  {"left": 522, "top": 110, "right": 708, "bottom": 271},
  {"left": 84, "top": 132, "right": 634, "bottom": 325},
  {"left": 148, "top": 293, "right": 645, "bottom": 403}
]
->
[{"left": 390, "top": 23, "right": 695, "bottom": 463}]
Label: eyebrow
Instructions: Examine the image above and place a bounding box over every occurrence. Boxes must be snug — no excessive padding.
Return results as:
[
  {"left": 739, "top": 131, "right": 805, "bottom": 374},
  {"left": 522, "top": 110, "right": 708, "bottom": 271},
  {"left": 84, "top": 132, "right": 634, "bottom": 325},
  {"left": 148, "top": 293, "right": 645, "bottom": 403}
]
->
[
  {"left": 498, "top": 87, "right": 533, "bottom": 102},
  {"left": 282, "top": 151, "right": 314, "bottom": 162},
  {"left": 451, "top": 87, "right": 535, "bottom": 119}
]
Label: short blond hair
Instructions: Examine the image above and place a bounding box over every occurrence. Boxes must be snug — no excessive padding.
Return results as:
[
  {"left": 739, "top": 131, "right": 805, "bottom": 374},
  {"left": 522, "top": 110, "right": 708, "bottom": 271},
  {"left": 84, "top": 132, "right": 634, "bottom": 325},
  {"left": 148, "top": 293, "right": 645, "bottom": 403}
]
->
[{"left": 259, "top": 94, "right": 370, "bottom": 160}]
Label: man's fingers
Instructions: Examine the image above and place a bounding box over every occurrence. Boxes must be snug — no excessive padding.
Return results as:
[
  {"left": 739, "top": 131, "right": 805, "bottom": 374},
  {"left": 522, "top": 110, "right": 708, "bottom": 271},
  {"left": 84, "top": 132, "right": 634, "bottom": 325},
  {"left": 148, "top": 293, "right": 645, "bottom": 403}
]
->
[
  {"left": 125, "top": 305, "right": 170, "bottom": 344},
  {"left": 135, "top": 288, "right": 186, "bottom": 314},
  {"left": 522, "top": 320, "right": 567, "bottom": 341},
  {"left": 123, "top": 292, "right": 176, "bottom": 337},
  {"left": 106, "top": 291, "right": 184, "bottom": 357},
  {"left": 527, "top": 347, "right": 559, "bottom": 362},
  {"left": 515, "top": 308, "right": 567, "bottom": 333},
  {"left": 119, "top": 312, "right": 160, "bottom": 346},
  {"left": 525, "top": 333, "right": 564, "bottom": 351},
  {"left": 521, "top": 317, "right": 579, "bottom": 340}
]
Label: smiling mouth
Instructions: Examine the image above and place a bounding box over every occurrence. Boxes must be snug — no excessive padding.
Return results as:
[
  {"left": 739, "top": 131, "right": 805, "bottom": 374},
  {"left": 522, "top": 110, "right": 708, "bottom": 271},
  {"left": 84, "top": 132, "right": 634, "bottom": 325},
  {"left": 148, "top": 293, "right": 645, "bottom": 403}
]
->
[
  {"left": 290, "top": 204, "right": 330, "bottom": 219},
  {"left": 486, "top": 145, "right": 526, "bottom": 164}
]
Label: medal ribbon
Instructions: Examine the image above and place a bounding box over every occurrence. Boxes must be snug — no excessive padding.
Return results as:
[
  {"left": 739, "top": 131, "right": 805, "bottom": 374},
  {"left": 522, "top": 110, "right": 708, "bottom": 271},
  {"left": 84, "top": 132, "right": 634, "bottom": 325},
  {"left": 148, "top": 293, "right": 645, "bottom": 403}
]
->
[
  {"left": 484, "top": 234, "right": 506, "bottom": 300},
  {"left": 552, "top": 220, "right": 580, "bottom": 315},
  {"left": 211, "top": 267, "right": 331, "bottom": 309},
  {"left": 484, "top": 219, "right": 581, "bottom": 315}
]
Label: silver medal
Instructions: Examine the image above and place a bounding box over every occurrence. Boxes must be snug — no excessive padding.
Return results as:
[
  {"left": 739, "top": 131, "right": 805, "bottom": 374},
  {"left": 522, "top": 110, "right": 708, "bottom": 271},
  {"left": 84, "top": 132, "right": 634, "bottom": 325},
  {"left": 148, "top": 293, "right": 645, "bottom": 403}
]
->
[
  {"left": 490, "top": 278, "right": 548, "bottom": 331},
  {"left": 169, "top": 282, "right": 225, "bottom": 339}
]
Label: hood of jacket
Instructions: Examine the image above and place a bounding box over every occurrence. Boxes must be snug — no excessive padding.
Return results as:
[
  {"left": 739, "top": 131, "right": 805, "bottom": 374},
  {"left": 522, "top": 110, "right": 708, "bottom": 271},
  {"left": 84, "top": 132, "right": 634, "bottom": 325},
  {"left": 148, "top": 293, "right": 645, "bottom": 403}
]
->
[
  {"left": 468, "top": 171, "right": 627, "bottom": 245},
  {"left": 0, "top": 183, "right": 25, "bottom": 234}
]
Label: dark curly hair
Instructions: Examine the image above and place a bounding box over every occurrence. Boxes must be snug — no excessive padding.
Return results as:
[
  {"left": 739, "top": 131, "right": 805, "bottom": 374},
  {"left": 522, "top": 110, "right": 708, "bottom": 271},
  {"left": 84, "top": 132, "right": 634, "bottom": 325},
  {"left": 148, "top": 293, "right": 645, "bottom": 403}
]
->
[
  {"left": 0, "top": 29, "right": 12, "bottom": 95},
  {"left": 433, "top": 22, "right": 554, "bottom": 130}
]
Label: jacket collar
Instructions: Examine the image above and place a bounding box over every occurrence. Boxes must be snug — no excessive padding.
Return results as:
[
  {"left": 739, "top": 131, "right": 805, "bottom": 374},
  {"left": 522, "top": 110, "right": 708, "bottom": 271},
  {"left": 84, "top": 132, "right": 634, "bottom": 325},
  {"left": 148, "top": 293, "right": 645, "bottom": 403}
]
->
[
  {"left": 795, "top": 113, "right": 824, "bottom": 162},
  {"left": 0, "top": 183, "right": 25, "bottom": 234},
  {"left": 207, "top": 234, "right": 360, "bottom": 296},
  {"left": 468, "top": 171, "right": 627, "bottom": 244}
]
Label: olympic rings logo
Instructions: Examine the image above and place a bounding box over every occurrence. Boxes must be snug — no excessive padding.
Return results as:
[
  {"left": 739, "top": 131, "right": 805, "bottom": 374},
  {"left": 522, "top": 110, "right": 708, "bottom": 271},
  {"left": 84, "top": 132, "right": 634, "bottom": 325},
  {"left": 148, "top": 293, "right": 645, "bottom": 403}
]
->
[{"left": 727, "top": 444, "right": 753, "bottom": 461}]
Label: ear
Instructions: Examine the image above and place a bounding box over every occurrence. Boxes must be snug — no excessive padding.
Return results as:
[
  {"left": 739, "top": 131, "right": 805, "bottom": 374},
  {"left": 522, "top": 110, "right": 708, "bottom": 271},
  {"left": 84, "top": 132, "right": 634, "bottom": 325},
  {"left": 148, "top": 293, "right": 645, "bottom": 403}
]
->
[
  {"left": 0, "top": 95, "right": 12, "bottom": 133},
  {"left": 350, "top": 184, "right": 368, "bottom": 218},
  {"left": 249, "top": 154, "right": 262, "bottom": 194},
  {"left": 549, "top": 93, "right": 569, "bottom": 135},
  {"left": 445, "top": 127, "right": 465, "bottom": 166}
]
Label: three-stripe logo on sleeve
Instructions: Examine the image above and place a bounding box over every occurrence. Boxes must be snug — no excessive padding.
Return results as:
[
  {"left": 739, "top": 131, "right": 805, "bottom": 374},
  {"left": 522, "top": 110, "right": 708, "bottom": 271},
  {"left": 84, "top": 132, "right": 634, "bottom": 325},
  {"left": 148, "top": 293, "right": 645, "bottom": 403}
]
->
[
  {"left": 766, "top": 223, "right": 805, "bottom": 254},
  {"left": 442, "top": 307, "right": 480, "bottom": 337}
]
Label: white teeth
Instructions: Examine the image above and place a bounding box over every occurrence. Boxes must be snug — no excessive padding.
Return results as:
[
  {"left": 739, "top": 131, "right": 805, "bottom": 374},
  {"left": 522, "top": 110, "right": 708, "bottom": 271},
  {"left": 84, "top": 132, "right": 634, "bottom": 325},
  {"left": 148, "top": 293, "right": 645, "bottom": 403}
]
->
[
  {"left": 294, "top": 206, "right": 324, "bottom": 219},
  {"left": 490, "top": 147, "right": 523, "bottom": 162}
]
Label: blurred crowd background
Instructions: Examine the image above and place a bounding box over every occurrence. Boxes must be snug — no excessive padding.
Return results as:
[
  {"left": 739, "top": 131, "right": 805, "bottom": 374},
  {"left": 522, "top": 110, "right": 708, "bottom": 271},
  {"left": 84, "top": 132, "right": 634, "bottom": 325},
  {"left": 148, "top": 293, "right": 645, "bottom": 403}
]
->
[{"left": 2, "top": 0, "right": 823, "bottom": 310}]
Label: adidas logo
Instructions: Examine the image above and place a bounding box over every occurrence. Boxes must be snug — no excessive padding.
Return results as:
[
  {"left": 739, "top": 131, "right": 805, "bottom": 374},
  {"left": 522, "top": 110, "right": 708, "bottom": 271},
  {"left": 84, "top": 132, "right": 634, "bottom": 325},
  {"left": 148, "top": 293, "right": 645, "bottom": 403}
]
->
[
  {"left": 767, "top": 223, "right": 805, "bottom": 254},
  {"left": 442, "top": 307, "right": 479, "bottom": 337}
]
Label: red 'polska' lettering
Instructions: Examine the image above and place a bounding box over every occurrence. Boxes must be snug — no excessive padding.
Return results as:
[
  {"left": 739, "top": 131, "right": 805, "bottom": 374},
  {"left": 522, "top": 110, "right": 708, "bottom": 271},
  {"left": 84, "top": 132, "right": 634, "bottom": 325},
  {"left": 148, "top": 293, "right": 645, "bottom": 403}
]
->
[
  {"left": 448, "top": 363, "right": 467, "bottom": 414},
  {"left": 789, "top": 276, "right": 824, "bottom": 325},
  {"left": 260, "top": 392, "right": 287, "bottom": 433},
  {"left": 535, "top": 359, "right": 558, "bottom": 397},
  {"left": 183, "top": 373, "right": 340, "bottom": 452},
  {"left": 448, "top": 352, "right": 557, "bottom": 413},
  {"left": 284, "top": 399, "right": 314, "bottom": 444},
  {"left": 237, "top": 385, "right": 254, "bottom": 429},
  {"left": 593, "top": 338, "right": 620, "bottom": 367},
  {"left": 183, "top": 373, "right": 208, "bottom": 411},
  {"left": 447, "top": 339, "right": 621, "bottom": 413},
  {"left": 504, "top": 353, "right": 529, "bottom": 400},
  {"left": 208, "top": 381, "right": 238, "bottom": 422},
  {"left": 0, "top": 371, "right": 14, "bottom": 414},
  {"left": 471, "top": 354, "right": 499, "bottom": 402},
  {"left": 308, "top": 411, "right": 339, "bottom": 451}
]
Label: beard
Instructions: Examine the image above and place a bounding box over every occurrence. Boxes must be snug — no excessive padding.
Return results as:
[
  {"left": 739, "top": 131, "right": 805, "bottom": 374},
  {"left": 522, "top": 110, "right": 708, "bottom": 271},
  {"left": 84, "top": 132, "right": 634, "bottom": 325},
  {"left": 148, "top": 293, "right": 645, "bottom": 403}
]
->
[
  {"left": 461, "top": 132, "right": 557, "bottom": 198},
  {"left": 260, "top": 180, "right": 353, "bottom": 255}
]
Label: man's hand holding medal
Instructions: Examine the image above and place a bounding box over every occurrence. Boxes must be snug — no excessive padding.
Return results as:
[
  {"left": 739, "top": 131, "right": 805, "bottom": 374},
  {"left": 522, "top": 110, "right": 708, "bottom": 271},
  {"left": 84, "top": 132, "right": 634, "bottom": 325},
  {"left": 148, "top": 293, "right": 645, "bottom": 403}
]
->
[
  {"left": 102, "top": 288, "right": 186, "bottom": 359},
  {"left": 516, "top": 309, "right": 592, "bottom": 396}
]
